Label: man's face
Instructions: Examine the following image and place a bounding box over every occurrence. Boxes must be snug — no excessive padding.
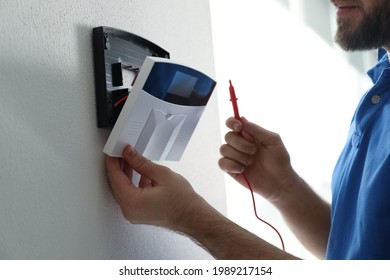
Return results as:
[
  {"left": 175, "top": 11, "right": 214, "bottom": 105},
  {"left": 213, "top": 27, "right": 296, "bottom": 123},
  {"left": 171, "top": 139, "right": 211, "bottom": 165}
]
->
[{"left": 331, "top": 0, "right": 390, "bottom": 51}]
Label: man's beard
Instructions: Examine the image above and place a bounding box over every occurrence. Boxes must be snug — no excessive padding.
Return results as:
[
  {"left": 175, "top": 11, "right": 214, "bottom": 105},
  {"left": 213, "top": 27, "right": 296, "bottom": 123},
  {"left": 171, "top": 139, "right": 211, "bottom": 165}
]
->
[{"left": 335, "top": 3, "right": 390, "bottom": 51}]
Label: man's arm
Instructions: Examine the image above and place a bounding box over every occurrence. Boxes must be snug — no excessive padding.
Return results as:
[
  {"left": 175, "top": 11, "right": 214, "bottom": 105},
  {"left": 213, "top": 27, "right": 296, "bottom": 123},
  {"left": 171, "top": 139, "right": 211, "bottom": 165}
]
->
[
  {"left": 173, "top": 194, "right": 298, "bottom": 259},
  {"left": 272, "top": 175, "right": 331, "bottom": 258},
  {"left": 106, "top": 145, "right": 298, "bottom": 259}
]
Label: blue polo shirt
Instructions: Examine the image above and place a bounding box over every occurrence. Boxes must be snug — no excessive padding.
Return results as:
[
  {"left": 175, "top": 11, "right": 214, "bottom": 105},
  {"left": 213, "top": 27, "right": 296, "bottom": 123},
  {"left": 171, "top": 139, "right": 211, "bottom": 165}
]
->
[{"left": 326, "top": 50, "right": 390, "bottom": 259}]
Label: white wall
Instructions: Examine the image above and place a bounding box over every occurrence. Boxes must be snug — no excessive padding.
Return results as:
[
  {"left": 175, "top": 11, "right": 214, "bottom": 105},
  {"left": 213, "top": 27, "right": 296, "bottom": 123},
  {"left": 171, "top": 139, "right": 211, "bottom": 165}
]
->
[{"left": 0, "top": 0, "right": 225, "bottom": 259}]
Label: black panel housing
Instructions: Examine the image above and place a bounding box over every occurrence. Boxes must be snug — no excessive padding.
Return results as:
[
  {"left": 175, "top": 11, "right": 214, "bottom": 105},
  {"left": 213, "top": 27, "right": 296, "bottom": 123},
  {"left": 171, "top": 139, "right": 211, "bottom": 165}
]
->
[{"left": 92, "top": 26, "right": 170, "bottom": 128}]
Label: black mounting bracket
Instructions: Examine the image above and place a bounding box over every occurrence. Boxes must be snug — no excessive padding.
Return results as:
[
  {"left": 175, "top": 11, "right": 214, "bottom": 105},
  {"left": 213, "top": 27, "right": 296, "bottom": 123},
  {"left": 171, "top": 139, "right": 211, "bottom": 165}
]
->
[{"left": 92, "top": 26, "right": 170, "bottom": 128}]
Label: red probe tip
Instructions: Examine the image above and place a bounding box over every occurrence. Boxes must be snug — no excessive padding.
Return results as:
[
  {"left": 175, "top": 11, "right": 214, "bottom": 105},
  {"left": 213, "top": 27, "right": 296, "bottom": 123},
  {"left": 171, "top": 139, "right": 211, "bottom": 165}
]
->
[
  {"left": 229, "top": 80, "right": 237, "bottom": 101},
  {"left": 229, "top": 80, "right": 240, "bottom": 120}
]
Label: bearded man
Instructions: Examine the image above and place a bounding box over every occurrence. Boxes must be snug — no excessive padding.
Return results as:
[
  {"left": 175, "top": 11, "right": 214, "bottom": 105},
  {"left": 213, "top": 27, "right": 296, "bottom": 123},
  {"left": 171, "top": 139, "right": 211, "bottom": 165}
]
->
[{"left": 106, "top": 0, "right": 390, "bottom": 259}]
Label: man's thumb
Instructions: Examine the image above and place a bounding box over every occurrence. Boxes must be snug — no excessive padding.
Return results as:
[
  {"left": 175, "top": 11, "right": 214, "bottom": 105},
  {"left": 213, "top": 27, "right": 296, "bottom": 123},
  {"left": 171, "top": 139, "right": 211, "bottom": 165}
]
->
[{"left": 122, "top": 145, "right": 165, "bottom": 181}]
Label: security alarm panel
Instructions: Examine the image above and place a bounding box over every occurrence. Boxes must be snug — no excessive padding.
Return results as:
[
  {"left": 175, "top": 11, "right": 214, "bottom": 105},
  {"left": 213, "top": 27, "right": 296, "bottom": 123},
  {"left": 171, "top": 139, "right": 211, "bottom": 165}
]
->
[{"left": 103, "top": 56, "right": 216, "bottom": 161}]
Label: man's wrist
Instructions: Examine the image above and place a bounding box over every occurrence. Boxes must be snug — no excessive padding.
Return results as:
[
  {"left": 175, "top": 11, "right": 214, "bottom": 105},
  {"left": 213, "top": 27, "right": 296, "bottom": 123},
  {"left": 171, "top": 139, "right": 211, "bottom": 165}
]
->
[
  {"left": 171, "top": 194, "right": 220, "bottom": 233},
  {"left": 270, "top": 170, "right": 307, "bottom": 210}
]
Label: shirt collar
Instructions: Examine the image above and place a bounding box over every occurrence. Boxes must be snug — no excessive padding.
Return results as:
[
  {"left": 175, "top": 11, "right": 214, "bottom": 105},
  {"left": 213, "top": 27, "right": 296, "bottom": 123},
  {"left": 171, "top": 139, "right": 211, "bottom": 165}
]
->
[{"left": 367, "top": 48, "right": 390, "bottom": 84}]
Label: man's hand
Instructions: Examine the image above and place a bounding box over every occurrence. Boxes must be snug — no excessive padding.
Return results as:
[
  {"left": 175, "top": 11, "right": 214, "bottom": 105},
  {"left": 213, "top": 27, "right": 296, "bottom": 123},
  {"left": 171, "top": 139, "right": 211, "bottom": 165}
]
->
[
  {"left": 105, "top": 144, "right": 300, "bottom": 259},
  {"left": 106, "top": 145, "right": 199, "bottom": 229},
  {"left": 219, "top": 117, "right": 331, "bottom": 257},
  {"left": 219, "top": 117, "right": 299, "bottom": 203}
]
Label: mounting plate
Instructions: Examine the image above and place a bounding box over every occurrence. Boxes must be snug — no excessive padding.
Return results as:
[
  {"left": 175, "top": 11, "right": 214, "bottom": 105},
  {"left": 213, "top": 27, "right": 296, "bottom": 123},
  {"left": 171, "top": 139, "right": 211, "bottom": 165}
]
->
[{"left": 92, "top": 26, "right": 170, "bottom": 128}]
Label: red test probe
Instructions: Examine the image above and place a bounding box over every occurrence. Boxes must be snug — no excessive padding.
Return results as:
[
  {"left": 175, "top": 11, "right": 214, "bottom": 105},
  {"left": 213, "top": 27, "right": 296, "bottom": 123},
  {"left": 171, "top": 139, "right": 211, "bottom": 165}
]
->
[{"left": 228, "top": 80, "right": 285, "bottom": 251}]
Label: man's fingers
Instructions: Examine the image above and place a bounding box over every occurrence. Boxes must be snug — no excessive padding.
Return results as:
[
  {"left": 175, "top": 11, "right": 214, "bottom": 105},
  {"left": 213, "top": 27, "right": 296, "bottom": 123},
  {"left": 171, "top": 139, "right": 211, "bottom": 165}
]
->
[
  {"left": 105, "top": 155, "right": 138, "bottom": 201},
  {"left": 226, "top": 117, "right": 243, "bottom": 132},
  {"left": 139, "top": 176, "right": 153, "bottom": 188},
  {"left": 106, "top": 156, "right": 127, "bottom": 185},
  {"left": 220, "top": 143, "right": 254, "bottom": 167},
  {"left": 224, "top": 131, "right": 257, "bottom": 155},
  {"left": 218, "top": 157, "right": 245, "bottom": 174}
]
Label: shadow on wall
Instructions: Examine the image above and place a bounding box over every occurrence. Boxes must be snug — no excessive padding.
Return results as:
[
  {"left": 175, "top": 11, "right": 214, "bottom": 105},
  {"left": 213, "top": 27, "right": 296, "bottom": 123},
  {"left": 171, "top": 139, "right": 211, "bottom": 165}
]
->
[
  {"left": 0, "top": 22, "right": 114, "bottom": 258},
  {"left": 0, "top": 22, "right": 164, "bottom": 258}
]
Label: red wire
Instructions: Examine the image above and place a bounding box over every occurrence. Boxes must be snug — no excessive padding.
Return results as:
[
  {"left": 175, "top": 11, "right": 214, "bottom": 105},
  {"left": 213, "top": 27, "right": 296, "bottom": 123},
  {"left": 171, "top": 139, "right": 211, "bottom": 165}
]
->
[
  {"left": 242, "top": 172, "right": 285, "bottom": 251},
  {"left": 229, "top": 80, "right": 285, "bottom": 251},
  {"left": 113, "top": 95, "right": 128, "bottom": 107}
]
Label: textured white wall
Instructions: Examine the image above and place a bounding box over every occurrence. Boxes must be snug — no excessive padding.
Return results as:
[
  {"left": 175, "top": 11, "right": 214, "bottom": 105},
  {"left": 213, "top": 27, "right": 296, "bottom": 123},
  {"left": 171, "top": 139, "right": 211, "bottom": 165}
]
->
[{"left": 0, "top": 0, "right": 225, "bottom": 259}]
